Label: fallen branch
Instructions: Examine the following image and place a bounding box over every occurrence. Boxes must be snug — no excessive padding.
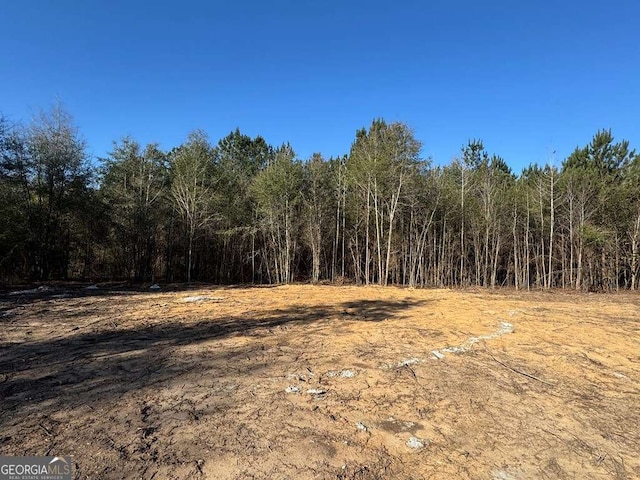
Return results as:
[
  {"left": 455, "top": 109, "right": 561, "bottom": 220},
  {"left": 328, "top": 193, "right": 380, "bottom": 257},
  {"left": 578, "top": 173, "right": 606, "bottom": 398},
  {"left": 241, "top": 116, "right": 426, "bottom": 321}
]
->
[
  {"left": 404, "top": 364, "right": 418, "bottom": 381},
  {"left": 489, "top": 353, "right": 555, "bottom": 386}
]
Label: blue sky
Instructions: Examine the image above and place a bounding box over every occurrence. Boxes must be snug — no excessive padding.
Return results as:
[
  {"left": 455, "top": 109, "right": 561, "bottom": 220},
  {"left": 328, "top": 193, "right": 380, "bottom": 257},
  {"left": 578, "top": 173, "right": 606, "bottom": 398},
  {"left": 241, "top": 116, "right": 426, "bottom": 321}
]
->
[{"left": 1, "top": 0, "right": 638, "bottom": 171}]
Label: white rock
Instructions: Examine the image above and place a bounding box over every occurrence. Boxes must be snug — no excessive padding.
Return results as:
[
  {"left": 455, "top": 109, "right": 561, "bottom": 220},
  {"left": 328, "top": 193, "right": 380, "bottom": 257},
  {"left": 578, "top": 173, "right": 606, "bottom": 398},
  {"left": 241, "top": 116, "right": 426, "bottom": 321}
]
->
[{"left": 406, "top": 436, "right": 427, "bottom": 449}]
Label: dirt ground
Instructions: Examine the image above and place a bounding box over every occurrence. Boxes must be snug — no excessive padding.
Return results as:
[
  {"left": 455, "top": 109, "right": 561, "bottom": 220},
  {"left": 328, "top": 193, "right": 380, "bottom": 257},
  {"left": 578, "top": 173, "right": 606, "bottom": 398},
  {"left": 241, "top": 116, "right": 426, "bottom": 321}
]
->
[{"left": 1, "top": 284, "right": 639, "bottom": 479}]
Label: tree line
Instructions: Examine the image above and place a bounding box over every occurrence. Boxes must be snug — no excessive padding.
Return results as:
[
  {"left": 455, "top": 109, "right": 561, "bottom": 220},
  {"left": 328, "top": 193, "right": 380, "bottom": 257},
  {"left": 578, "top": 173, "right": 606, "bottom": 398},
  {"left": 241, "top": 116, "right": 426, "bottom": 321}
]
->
[{"left": 1, "top": 105, "right": 639, "bottom": 290}]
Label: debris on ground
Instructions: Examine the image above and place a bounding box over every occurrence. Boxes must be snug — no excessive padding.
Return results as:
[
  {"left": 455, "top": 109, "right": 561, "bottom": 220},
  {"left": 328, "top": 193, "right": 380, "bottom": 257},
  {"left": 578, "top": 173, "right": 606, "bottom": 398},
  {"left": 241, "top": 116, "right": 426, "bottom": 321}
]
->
[
  {"left": 432, "top": 321, "right": 514, "bottom": 359},
  {"left": 1, "top": 285, "right": 638, "bottom": 479},
  {"left": 381, "top": 358, "right": 423, "bottom": 369},
  {"left": 9, "top": 286, "right": 51, "bottom": 296},
  {"left": 287, "top": 372, "right": 311, "bottom": 382},
  {"left": 326, "top": 369, "right": 357, "bottom": 378},
  {"left": 398, "top": 358, "right": 421, "bottom": 367},
  {"left": 182, "top": 296, "right": 224, "bottom": 303},
  {"left": 355, "top": 422, "right": 368, "bottom": 431},
  {"left": 406, "top": 436, "right": 427, "bottom": 449},
  {"left": 377, "top": 417, "right": 420, "bottom": 434}
]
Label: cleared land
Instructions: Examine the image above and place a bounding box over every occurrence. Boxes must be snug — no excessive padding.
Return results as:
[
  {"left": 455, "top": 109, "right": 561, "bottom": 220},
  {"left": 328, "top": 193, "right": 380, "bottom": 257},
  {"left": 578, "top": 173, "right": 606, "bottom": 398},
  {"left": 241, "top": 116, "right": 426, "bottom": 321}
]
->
[{"left": 1, "top": 285, "right": 639, "bottom": 479}]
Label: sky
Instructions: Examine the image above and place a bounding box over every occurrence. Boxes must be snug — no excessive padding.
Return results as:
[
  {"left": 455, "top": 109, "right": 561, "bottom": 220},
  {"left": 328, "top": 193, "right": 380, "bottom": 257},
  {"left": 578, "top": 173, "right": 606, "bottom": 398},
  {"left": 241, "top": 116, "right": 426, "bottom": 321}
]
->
[{"left": 1, "top": 0, "right": 639, "bottom": 172}]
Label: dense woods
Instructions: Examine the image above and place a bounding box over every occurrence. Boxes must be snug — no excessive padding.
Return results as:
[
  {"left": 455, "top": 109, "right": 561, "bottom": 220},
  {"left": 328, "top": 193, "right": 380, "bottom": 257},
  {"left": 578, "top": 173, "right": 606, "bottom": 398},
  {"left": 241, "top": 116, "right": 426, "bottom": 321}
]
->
[{"left": 1, "top": 105, "right": 639, "bottom": 290}]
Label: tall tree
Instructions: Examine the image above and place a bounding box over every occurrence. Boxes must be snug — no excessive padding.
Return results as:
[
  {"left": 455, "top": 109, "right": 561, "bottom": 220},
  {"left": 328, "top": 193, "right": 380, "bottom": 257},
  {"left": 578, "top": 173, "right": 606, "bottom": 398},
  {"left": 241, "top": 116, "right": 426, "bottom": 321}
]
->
[
  {"left": 302, "top": 153, "right": 334, "bottom": 283},
  {"left": 216, "top": 129, "right": 273, "bottom": 282},
  {"left": 562, "top": 130, "right": 635, "bottom": 289},
  {"left": 348, "top": 119, "right": 422, "bottom": 285},
  {"left": 101, "top": 137, "right": 168, "bottom": 281},
  {"left": 0, "top": 116, "right": 30, "bottom": 281},
  {"left": 252, "top": 143, "right": 303, "bottom": 284},
  {"left": 21, "top": 104, "right": 90, "bottom": 279},
  {"left": 623, "top": 154, "right": 640, "bottom": 289},
  {"left": 169, "top": 130, "right": 216, "bottom": 282}
]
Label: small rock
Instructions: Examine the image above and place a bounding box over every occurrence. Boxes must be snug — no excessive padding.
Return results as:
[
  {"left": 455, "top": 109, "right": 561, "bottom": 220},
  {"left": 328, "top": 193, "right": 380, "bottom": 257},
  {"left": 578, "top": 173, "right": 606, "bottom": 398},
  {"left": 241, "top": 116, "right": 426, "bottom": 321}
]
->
[
  {"left": 406, "top": 436, "right": 427, "bottom": 449},
  {"left": 285, "top": 386, "right": 300, "bottom": 393},
  {"left": 355, "top": 422, "right": 368, "bottom": 431},
  {"left": 307, "top": 388, "right": 326, "bottom": 395},
  {"left": 150, "top": 284, "right": 161, "bottom": 291},
  {"left": 499, "top": 322, "right": 514, "bottom": 333},
  {"left": 340, "top": 370, "right": 356, "bottom": 378},
  {"left": 84, "top": 285, "right": 99, "bottom": 290}
]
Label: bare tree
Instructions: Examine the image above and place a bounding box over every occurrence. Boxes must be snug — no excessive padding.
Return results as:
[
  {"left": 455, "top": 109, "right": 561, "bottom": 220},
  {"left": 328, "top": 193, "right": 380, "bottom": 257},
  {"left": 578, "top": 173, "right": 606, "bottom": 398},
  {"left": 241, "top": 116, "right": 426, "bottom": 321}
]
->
[{"left": 170, "top": 130, "right": 216, "bottom": 282}]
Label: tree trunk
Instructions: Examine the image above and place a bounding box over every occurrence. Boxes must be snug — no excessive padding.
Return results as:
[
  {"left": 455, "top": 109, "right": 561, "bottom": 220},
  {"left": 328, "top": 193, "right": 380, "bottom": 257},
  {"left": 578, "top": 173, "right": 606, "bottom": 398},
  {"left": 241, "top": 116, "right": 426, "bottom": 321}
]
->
[
  {"left": 631, "top": 209, "right": 640, "bottom": 290},
  {"left": 548, "top": 170, "right": 554, "bottom": 289},
  {"left": 576, "top": 213, "right": 584, "bottom": 290},
  {"left": 187, "top": 220, "right": 194, "bottom": 283},
  {"left": 460, "top": 165, "right": 465, "bottom": 287}
]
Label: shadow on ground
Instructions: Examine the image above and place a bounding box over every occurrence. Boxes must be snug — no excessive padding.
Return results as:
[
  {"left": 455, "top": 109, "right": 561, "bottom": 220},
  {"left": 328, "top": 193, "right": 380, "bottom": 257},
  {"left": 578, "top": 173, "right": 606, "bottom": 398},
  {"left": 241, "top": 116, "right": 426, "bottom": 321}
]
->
[
  {"left": 0, "top": 296, "right": 427, "bottom": 429},
  {"left": 0, "top": 282, "right": 239, "bottom": 308}
]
